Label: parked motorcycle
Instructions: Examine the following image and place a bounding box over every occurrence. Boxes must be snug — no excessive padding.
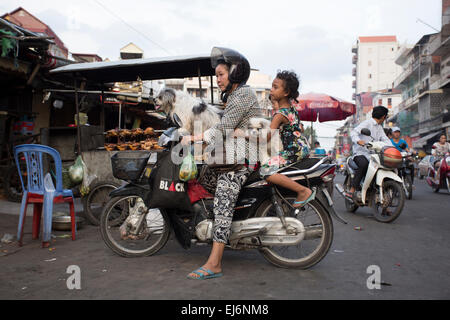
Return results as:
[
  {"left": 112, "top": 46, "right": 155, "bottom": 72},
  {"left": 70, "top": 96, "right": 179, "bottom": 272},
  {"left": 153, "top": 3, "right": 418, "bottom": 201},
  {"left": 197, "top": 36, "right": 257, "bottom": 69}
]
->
[
  {"left": 426, "top": 151, "right": 450, "bottom": 193},
  {"left": 100, "top": 114, "right": 346, "bottom": 269},
  {"left": 335, "top": 128, "right": 406, "bottom": 223}
]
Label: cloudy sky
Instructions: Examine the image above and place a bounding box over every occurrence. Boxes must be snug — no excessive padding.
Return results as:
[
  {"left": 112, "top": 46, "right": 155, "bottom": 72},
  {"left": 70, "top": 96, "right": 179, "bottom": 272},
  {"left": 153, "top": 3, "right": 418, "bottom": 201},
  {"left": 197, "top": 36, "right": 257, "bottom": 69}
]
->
[{"left": 1, "top": 0, "right": 442, "bottom": 149}]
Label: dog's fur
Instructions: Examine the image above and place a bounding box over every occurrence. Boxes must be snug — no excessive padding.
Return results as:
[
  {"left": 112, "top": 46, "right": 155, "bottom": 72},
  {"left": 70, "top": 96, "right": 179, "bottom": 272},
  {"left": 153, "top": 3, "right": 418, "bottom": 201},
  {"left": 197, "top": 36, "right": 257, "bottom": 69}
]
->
[
  {"left": 154, "top": 88, "right": 222, "bottom": 136},
  {"left": 248, "top": 117, "right": 282, "bottom": 164},
  {"left": 155, "top": 87, "right": 282, "bottom": 164}
]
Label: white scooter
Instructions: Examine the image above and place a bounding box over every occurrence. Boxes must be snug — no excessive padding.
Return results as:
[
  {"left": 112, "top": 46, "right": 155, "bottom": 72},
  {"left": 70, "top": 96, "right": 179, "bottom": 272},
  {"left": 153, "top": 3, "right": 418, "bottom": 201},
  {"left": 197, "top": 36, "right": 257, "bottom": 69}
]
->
[{"left": 335, "top": 128, "right": 406, "bottom": 223}]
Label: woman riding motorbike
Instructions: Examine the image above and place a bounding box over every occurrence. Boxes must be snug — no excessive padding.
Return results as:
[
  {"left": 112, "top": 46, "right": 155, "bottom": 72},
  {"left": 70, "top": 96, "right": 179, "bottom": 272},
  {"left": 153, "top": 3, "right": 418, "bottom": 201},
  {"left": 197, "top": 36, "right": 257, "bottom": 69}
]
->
[
  {"left": 181, "top": 47, "right": 261, "bottom": 279},
  {"left": 431, "top": 134, "right": 450, "bottom": 184}
]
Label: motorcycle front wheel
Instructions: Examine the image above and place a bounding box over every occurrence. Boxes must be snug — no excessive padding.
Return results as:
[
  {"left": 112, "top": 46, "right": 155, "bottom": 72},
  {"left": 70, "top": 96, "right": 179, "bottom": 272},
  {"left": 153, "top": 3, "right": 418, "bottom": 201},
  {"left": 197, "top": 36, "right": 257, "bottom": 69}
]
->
[
  {"left": 256, "top": 196, "right": 333, "bottom": 269},
  {"left": 371, "top": 180, "right": 405, "bottom": 223},
  {"left": 100, "top": 195, "right": 171, "bottom": 257}
]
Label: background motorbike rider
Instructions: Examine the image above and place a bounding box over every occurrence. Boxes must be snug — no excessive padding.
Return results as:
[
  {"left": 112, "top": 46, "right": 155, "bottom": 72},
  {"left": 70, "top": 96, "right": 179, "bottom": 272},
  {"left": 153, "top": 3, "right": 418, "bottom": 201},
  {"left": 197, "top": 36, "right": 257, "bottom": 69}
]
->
[
  {"left": 346, "top": 106, "right": 392, "bottom": 199},
  {"left": 431, "top": 134, "right": 450, "bottom": 184},
  {"left": 390, "top": 127, "right": 412, "bottom": 153}
]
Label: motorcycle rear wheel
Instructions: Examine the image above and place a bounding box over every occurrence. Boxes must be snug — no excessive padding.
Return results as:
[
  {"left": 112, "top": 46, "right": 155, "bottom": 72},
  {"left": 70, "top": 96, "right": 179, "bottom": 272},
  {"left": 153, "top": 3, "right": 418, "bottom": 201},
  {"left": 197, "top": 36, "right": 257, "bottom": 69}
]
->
[
  {"left": 82, "top": 180, "right": 121, "bottom": 226},
  {"left": 404, "top": 175, "right": 413, "bottom": 200},
  {"left": 256, "top": 196, "right": 333, "bottom": 269},
  {"left": 100, "top": 195, "right": 171, "bottom": 257}
]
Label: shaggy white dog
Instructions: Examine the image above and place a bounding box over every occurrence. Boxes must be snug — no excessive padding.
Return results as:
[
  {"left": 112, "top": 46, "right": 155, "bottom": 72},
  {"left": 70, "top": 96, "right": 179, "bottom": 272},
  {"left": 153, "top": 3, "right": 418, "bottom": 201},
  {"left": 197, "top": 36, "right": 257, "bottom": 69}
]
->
[{"left": 154, "top": 88, "right": 222, "bottom": 136}]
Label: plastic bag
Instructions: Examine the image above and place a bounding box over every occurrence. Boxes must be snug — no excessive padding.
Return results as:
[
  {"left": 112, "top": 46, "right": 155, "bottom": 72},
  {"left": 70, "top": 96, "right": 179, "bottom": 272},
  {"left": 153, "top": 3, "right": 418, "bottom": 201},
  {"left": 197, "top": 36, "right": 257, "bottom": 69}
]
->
[
  {"left": 68, "top": 156, "right": 84, "bottom": 184},
  {"left": 79, "top": 157, "right": 97, "bottom": 197},
  {"left": 179, "top": 152, "right": 197, "bottom": 182}
]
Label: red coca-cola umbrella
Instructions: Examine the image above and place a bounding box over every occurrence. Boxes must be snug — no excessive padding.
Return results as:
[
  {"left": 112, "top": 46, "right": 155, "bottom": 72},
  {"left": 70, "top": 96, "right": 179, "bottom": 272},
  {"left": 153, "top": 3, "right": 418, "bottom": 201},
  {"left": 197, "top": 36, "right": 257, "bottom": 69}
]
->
[{"left": 292, "top": 92, "right": 356, "bottom": 122}]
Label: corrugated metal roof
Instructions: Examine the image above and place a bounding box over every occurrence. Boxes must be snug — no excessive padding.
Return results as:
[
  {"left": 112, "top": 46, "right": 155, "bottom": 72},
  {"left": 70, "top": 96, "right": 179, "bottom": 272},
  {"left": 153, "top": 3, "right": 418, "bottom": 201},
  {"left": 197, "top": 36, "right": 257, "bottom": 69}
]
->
[{"left": 49, "top": 54, "right": 215, "bottom": 83}]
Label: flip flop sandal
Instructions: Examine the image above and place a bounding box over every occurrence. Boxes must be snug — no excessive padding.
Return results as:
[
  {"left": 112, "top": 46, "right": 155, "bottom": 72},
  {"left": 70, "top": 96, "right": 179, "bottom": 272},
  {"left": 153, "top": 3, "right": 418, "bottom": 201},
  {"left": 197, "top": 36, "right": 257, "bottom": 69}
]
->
[
  {"left": 293, "top": 189, "right": 317, "bottom": 209},
  {"left": 343, "top": 191, "right": 353, "bottom": 198},
  {"left": 187, "top": 267, "right": 223, "bottom": 280}
]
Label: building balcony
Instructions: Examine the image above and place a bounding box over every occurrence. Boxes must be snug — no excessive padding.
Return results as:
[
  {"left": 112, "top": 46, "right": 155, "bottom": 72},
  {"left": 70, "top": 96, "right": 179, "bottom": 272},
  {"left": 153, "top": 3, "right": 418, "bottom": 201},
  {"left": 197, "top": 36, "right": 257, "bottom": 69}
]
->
[
  {"left": 441, "top": 56, "right": 450, "bottom": 79},
  {"left": 419, "top": 82, "right": 430, "bottom": 95},
  {"left": 352, "top": 55, "right": 358, "bottom": 65},
  {"left": 399, "top": 94, "right": 419, "bottom": 111},
  {"left": 352, "top": 80, "right": 356, "bottom": 89},
  {"left": 352, "top": 93, "right": 356, "bottom": 101},
  {"left": 352, "top": 67, "right": 356, "bottom": 77},
  {"left": 427, "top": 34, "right": 442, "bottom": 56},
  {"left": 393, "top": 59, "right": 420, "bottom": 88},
  {"left": 352, "top": 45, "right": 358, "bottom": 54}
]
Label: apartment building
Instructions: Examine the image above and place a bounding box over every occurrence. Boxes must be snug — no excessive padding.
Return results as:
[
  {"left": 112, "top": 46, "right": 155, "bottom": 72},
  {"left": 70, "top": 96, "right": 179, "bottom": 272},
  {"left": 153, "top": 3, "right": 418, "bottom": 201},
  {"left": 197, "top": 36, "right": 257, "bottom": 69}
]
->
[
  {"left": 352, "top": 36, "right": 404, "bottom": 95},
  {"left": 392, "top": 32, "right": 450, "bottom": 151},
  {"left": 336, "top": 36, "right": 405, "bottom": 157}
]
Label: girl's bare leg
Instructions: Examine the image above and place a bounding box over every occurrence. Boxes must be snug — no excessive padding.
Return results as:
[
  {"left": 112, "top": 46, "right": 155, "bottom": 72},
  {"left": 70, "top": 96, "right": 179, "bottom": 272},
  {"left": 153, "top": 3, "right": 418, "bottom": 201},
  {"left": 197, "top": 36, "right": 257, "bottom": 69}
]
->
[{"left": 266, "top": 173, "right": 312, "bottom": 207}]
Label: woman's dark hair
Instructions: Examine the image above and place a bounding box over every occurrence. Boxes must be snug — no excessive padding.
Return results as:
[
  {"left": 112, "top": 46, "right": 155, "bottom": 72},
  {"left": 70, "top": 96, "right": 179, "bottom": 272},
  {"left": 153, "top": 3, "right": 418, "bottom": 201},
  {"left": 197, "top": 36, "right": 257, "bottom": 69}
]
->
[
  {"left": 216, "top": 59, "right": 230, "bottom": 71},
  {"left": 276, "top": 70, "right": 300, "bottom": 101}
]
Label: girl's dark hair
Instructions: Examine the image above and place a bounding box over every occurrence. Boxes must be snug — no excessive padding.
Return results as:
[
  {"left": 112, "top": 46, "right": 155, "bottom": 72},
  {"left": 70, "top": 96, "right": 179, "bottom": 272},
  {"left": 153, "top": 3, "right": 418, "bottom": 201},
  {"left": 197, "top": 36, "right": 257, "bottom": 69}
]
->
[{"left": 276, "top": 70, "right": 300, "bottom": 101}]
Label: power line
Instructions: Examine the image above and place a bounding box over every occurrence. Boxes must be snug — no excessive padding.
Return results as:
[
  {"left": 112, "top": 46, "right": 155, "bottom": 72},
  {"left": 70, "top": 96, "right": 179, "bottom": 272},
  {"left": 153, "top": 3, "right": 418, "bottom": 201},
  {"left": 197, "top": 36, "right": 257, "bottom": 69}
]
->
[
  {"left": 92, "top": 0, "right": 173, "bottom": 55},
  {"left": 416, "top": 18, "right": 440, "bottom": 33}
]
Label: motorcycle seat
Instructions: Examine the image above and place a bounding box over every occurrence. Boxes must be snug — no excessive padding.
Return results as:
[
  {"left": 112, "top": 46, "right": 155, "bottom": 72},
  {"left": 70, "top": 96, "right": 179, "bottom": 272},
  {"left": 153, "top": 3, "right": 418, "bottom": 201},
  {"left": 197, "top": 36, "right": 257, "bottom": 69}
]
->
[
  {"left": 281, "top": 157, "right": 322, "bottom": 172},
  {"left": 278, "top": 157, "right": 332, "bottom": 176},
  {"left": 243, "top": 157, "right": 326, "bottom": 186}
]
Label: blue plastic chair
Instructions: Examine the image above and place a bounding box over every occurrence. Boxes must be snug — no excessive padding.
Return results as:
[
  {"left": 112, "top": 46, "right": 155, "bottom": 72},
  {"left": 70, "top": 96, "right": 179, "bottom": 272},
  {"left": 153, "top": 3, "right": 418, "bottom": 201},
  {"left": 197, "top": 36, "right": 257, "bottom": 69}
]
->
[{"left": 14, "top": 144, "right": 77, "bottom": 247}]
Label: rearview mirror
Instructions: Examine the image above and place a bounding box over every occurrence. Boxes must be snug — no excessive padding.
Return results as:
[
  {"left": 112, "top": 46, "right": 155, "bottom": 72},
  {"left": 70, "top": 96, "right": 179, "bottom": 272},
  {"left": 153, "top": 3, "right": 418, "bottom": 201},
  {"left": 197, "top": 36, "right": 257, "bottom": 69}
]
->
[{"left": 361, "top": 128, "right": 371, "bottom": 136}]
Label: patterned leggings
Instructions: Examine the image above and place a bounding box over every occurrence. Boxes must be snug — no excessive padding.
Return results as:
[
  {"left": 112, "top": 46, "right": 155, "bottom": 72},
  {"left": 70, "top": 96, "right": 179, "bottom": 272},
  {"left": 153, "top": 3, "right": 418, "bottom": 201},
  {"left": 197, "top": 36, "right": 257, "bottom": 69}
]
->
[{"left": 200, "top": 166, "right": 250, "bottom": 244}]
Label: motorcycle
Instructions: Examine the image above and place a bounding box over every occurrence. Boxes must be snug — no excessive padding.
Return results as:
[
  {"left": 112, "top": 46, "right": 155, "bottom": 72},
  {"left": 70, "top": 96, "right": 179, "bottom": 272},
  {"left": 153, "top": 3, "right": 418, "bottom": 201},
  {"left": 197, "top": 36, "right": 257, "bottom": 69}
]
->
[
  {"left": 398, "top": 144, "right": 415, "bottom": 200},
  {"left": 335, "top": 128, "right": 406, "bottom": 223},
  {"left": 100, "top": 114, "right": 347, "bottom": 269},
  {"left": 426, "top": 150, "right": 450, "bottom": 194}
]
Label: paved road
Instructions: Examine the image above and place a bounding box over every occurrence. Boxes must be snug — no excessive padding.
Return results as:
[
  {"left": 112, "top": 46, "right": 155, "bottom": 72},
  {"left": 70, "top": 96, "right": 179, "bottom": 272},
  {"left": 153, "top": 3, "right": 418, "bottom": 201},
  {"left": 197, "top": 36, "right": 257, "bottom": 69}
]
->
[{"left": 0, "top": 175, "right": 449, "bottom": 300}]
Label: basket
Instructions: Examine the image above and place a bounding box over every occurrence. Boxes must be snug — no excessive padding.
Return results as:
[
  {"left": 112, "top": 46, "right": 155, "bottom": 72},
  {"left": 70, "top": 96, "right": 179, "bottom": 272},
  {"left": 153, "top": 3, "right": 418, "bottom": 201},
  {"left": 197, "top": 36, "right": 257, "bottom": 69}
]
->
[{"left": 111, "top": 151, "right": 151, "bottom": 181}]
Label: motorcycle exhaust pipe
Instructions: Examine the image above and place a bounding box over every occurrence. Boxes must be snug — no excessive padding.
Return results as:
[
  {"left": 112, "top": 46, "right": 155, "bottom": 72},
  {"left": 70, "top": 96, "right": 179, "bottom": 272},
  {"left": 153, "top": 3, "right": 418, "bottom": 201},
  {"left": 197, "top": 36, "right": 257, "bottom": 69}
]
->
[
  {"left": 335, "top": 183, "right": 344, "bottom": 194},
  {"left": 304, "top": 226, "right": 323, "bottom": 240}
]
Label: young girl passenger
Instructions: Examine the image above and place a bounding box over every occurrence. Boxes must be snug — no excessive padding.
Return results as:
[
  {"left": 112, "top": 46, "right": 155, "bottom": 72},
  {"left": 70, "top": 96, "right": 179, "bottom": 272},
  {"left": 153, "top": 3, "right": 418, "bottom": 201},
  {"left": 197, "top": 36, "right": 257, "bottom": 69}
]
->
[{"left": 260, "top": 70, "right": 315, "bottom": 208}]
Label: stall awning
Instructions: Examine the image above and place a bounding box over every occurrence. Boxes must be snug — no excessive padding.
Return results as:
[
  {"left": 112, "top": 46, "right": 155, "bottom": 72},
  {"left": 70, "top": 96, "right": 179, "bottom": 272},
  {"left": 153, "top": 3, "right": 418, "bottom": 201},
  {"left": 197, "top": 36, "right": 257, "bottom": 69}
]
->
[
  {"left": 49, "top": 54, "right": 215, "bottom": 83},
  {"left": 412, "top": 131, "right": 441, "bottom": 148}
]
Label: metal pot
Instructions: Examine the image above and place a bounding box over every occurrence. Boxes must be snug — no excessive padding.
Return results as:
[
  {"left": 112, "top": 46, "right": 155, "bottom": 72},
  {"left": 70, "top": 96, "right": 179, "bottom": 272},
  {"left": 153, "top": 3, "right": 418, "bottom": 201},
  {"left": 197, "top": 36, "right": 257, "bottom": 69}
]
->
[{"left": 52, "top": 212, "right": 85, "bottom": 231}]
